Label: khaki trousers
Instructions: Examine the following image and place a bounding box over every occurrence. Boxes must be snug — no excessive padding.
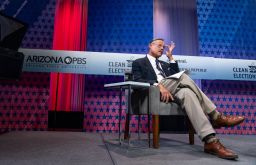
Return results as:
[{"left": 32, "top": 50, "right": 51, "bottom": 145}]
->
[{"left": 161, "top": 73, "right": 216, "bottom": 140}]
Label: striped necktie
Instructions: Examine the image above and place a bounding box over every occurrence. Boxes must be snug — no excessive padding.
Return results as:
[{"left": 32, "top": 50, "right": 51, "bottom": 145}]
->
[{"left": 155, "top": 59, "right": 166, "bottom": 78}]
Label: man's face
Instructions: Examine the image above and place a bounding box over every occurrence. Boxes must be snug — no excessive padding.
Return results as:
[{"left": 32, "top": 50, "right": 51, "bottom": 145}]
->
[{"left": 149, "top": 40, "right": 165, "bottom": 58}]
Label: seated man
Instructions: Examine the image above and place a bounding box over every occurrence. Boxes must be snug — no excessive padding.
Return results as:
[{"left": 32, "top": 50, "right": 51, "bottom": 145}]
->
[{"left": 132, "top": 38, "right": 245, "bottom": 160}]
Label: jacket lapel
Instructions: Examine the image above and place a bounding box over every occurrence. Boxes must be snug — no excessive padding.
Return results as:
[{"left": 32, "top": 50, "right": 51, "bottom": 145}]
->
[
  {"left": 143, "top": 56, "right": 157, "bottom": 80},
  {"left": 159, "top": 61, "right": 168, "bottom": 74}
]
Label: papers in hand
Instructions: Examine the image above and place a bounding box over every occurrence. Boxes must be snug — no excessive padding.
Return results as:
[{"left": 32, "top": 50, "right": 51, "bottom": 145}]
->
[{"left": 166, "top": 70, "right": 188, "bottom": 79}]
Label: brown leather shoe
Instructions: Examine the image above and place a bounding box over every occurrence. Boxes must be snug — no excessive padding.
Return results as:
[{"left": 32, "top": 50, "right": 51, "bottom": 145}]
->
[
  {"left": 204, "top": 140, "right": 238, "bottom": 160},
  {"left": 212, "top": 113, "right": 245, "bottom": 128}
]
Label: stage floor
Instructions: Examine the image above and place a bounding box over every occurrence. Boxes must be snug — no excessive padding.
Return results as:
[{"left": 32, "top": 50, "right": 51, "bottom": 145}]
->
[{"left": 0, "top": 131, "right": 255, "bottom": 165}]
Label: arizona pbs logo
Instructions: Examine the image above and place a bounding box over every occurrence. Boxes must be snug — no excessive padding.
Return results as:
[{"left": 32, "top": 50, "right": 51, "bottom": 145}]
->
[
  {"left": 25, "top": 54, "right": 87, "bottom": 72},
  {"left": 63, "top": 56, "right": 86, "bottom": 64},
  {"left": 26, "top": 55, "right": 86, "bottom": 65}
]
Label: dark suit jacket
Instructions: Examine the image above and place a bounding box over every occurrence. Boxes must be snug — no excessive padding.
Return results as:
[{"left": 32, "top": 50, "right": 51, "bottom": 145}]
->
[{"left": 132, "top": 56, "right": 180, "bottom": 85}]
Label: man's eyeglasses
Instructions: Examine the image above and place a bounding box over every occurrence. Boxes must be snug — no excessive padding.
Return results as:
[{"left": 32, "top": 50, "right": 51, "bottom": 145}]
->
[{"left": 151, "top": 43, "right": 168, "bottom": 49}]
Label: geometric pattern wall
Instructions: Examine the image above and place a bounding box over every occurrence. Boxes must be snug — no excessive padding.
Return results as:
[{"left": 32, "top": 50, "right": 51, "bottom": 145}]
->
[
  {"left": 87, "top": 0, "right": 153, "bottom": 54},
  {"left": 0, "top": 0, "right": 255, "bottom": 135},
  {"left": 197, "top": 0, "right": 256, "bottom": 59},
  {"left": 20, "top": 0, "right": 56, "bottom": 49},
  {"left": 202, "top": 80, "right": 256, "bottom": 134},
  {"left": 83, "top": 75, "right": 126, "bottom": 133},
  {"left": 197, "top": 0, "right": 256, "bottom": 134},
  {"left": 85, "top": 0, "right": 153, "bottom": 132},
  {"left": 0, "top": 73, "right": 50, "bottom": 132},
  {"left": 0, "top": 0, "right": 56, "bottom": 132}
]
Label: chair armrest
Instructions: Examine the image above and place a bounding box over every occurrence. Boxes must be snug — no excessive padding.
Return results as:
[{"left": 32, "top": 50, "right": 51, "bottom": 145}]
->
[
  {"left": 148, "top": 86, "right": 160, "bottom": 114},
  {"left": 131, "top": 85, "right": 183, "bottom": 115}
]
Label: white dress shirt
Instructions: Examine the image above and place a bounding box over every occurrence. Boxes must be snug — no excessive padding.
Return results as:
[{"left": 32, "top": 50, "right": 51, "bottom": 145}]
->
[
  {"left": 147, "top": 54, "right": 176, "bottom": 85},
  {"left": 147, "top": 54, "right": 165, "bottom": 83}
]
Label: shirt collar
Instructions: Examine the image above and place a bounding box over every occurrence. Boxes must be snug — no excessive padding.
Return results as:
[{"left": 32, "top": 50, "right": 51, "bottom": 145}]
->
[{"left": 147, "top": 54, "right": 157, "bottom": 61}]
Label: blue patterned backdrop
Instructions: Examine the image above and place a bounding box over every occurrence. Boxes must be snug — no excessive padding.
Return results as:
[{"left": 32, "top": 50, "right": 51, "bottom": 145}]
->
[
  {"left": 87, "top": 0, "right": 153, "bottom": 54},
  {"left": 0, "top": 0, "right": 55, "bottom": 49},
  {"left": 0, "top": 0, "right": 56, "bottom": 132},
  {"left": 85, "top": 0, "right": 153, "bottom": 132},
  {"left": 0, "top": 0, "right": 255, "bottom": 134},
  {"left": 197, "top": 0, "right": 256, "bottom": 59},
  {"left": 197, "top": 0, "right": 256, "bottom": 134},
  {"left": 85, "top": 0, "right": 255, "bottom": 134}
]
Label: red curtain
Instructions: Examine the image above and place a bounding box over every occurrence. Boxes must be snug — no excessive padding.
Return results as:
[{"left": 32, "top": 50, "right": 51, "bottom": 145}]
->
[{"left": 49, "top": 0, "right": 88, "bottom": 111}]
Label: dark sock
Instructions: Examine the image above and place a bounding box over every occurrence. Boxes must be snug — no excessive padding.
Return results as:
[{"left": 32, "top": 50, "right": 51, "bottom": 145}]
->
[
  {"left": 203, "top": 133, "right": 218, "bottom": 143},
  {"left": 209, "top": 110, "right": 220, "bottom": 120}
]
